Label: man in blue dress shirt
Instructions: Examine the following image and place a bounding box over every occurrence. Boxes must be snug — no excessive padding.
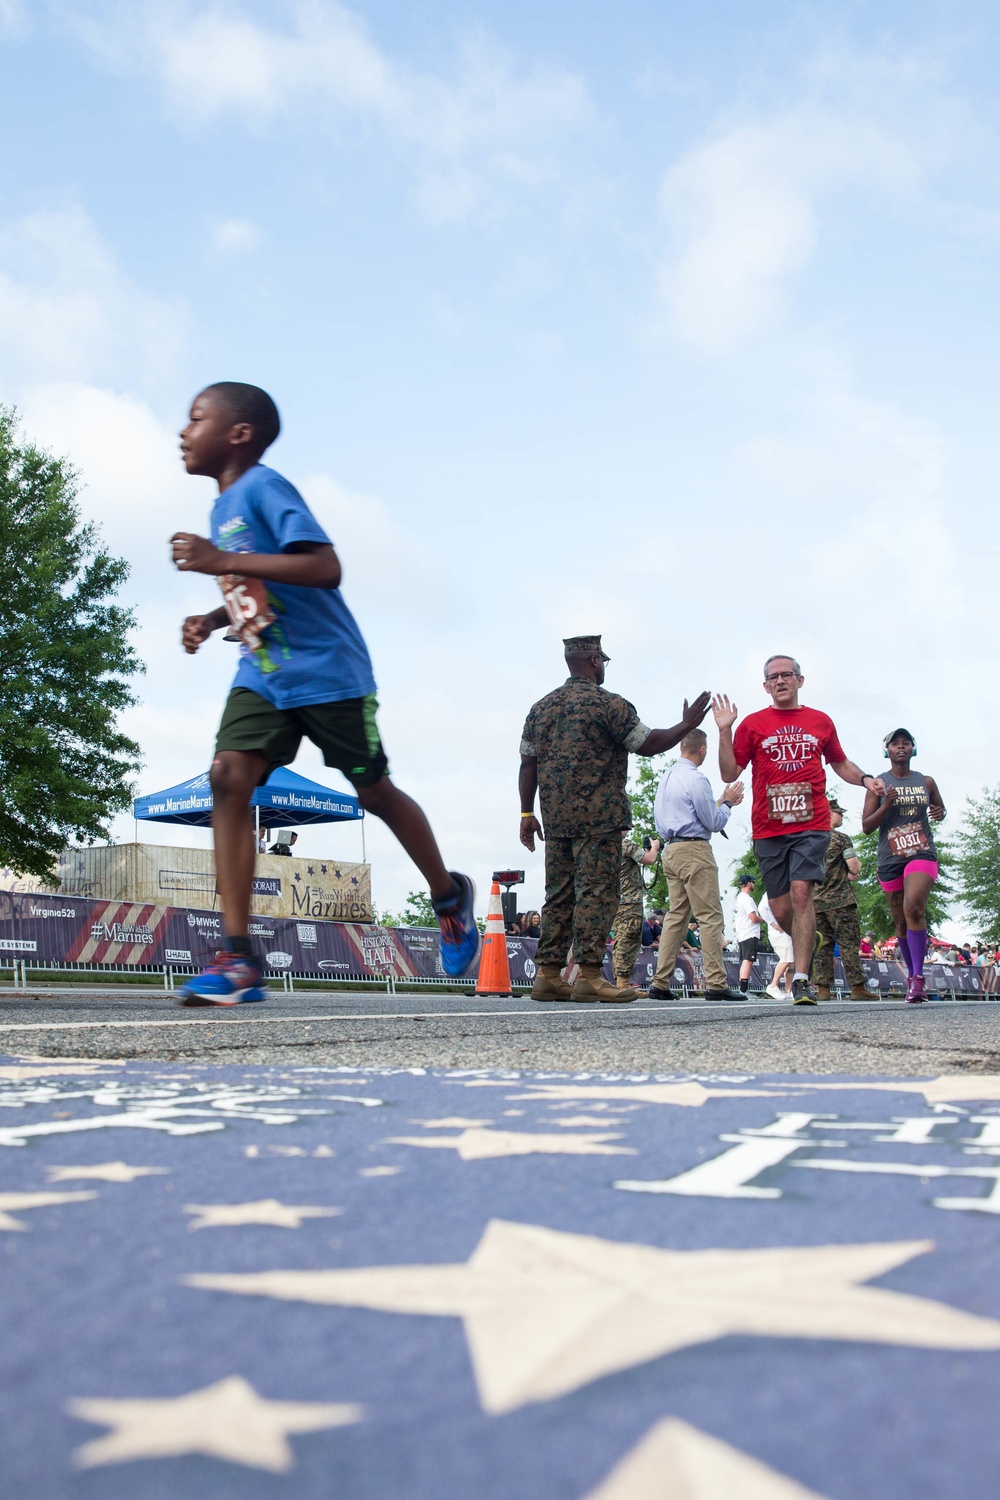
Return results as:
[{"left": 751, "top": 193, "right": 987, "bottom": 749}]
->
[{"left": 647, "top": 728, "right": 745, "bottom": 1002}]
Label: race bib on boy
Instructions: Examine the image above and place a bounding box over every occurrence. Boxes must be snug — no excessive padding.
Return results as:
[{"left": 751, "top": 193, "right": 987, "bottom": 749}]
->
[
  {"left": 887, "top": 821, "right": 930, "bottom": 858},
  {"left": 219, "top": 573, "right": 276, "bottom": 653},
  {"left": 767, "top": 784, "right": 814, "bottom": 824}
]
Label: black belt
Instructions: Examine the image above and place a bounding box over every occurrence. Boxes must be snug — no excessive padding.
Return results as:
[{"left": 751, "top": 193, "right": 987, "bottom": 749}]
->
[{"left": 666, "top": 836, "right": 708, "bottom": 843}]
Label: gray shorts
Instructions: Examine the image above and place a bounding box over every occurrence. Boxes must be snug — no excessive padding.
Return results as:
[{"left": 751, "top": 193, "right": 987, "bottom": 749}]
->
[{"left": 754, "top": 831, "right": 830, "bottom": 899}]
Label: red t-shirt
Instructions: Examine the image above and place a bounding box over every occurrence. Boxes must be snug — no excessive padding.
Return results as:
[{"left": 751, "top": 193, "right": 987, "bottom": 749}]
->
[{"left": 733, "top": 706, "right": 847, "bottom": 840}]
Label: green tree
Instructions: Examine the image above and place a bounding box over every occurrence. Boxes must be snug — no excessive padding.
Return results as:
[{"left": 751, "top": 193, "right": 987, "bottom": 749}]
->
[
  {"left": 850, "top": 827, "right": 954, "bottom": 940},
  {"left": 401, "top": 889, "right": 436, "bottom": 927},
  {"left": 954, "top": 785, "right": 1000, "bottom": 945},
  {"left": 0, "top": 408, "right": 142, "bottom": 878},
  {"left": 626, "top": 755, "right": 671, "bottom": 909}
]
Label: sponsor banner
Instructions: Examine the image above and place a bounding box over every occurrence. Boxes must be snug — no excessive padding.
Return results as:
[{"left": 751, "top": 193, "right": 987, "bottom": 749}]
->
[
  {"left": 47, "top": 844, "right": 372, "bottom": 922},
  {"left": 0, "top": 894, "right": 996, "bottom": 994}
]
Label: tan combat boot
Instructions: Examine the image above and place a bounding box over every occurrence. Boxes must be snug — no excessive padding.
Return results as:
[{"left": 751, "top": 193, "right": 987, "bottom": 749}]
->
[
  {"left": 531, "top": 963, "right": 574, "bottom": 1002},
  {"left": 617, "top": 975, "right": 647, "bottom": 997},
  {"left": 815, "top": 983, "right": 832, "bottom": 1001},
  {"left": 574, "top": 964, "right": 636, "bottom": 1003},
  {"left": 850, "top": 984, "right": 871, "bottom": 1001}
]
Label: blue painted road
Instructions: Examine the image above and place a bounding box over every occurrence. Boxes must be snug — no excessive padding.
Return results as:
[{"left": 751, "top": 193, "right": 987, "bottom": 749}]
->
[{"left": 4, "top": 1056, "right": 1000, "bottom": 1498}]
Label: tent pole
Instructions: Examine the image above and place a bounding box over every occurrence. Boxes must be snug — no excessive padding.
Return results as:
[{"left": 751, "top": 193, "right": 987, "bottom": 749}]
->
[{"left": 361, "top": 814, "right": 366, "bottom": 864}]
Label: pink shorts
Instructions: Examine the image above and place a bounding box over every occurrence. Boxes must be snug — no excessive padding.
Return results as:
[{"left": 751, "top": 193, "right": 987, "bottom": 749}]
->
[{"left": 879, "top": 860, "right": 939, "bottom": 894}]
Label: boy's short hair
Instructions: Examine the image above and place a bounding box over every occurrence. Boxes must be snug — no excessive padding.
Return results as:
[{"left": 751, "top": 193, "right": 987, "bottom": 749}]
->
[{"left": 203, "top": 382, "right": 281, "bottom": 454}]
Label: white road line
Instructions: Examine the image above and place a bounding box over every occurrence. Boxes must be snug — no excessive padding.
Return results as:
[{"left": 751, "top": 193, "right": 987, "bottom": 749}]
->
[{"left": 0, "top": 999, "right": 980, "bottom": 1034}]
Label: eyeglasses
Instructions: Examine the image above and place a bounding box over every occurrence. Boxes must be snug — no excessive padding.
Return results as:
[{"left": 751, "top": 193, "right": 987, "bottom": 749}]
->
[{"left": 765, "top": 671, "right": 797, "bottom": 682}]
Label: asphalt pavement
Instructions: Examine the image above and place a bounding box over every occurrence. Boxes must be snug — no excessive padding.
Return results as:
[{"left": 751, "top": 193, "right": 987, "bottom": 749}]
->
[{"left": 2, "top": 984, "right": 1000, "bottom": 1074}]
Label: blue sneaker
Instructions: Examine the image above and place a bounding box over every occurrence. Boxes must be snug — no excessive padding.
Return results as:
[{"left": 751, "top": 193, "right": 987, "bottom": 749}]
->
[
  {"left": 433, "top": 873, "right": 480, "bottom": 977},
  {"left": 177, "top": 952, "right": 269, "bottom": 1006}
]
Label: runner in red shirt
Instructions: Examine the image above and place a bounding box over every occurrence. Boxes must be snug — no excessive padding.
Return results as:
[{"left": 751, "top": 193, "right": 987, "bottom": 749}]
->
[{"left": 713, "top": 654, "right": 885, "bottom": 1006}]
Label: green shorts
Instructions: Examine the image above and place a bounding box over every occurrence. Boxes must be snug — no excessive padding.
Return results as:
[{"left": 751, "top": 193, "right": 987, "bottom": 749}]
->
[{"left": 215, "top": 688, "right": 389, "bottom": 788}]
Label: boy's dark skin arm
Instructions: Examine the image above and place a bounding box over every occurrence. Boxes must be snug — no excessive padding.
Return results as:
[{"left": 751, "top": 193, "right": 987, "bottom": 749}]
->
[{"left": 176, "top": 540, "right": 341, "bottom": 654}]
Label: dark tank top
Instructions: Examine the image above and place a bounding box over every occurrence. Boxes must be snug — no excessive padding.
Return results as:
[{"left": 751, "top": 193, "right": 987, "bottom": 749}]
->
[{"left": 877, "top": 770, "right": 936, "bottom": 871}]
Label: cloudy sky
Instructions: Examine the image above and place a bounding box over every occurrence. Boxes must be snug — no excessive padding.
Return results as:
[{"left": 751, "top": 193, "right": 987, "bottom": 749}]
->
[{"left": 2, "top": 1, "right": 998, "bottom": 927}]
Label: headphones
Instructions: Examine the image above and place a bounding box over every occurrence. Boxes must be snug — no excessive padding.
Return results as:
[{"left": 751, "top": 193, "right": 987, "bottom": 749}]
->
[{"left": 883, "top": 733, "right": 917, "bottom": 759}]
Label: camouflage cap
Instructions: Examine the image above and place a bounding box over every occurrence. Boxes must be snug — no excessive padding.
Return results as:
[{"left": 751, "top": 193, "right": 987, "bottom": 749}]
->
[
  {"left": 563, "top": 634, "right": 610, "bottom": 660},
  {"left": 827, "top": 796, "right": 845, "bottom": 814}
]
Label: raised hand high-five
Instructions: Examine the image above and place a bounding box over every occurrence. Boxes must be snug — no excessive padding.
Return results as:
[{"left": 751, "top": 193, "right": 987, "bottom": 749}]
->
[{"left": 711, "top": 693, "right": 738, "bottom": 731}]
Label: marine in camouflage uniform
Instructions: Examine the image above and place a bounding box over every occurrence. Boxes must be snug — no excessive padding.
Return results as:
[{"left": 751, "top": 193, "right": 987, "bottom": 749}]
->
[
  {"left": 812, "top": 799, "right": 866, "bottom": 993},
  {"left": 612, "top": 838, "right": 647, "bottom": 983},
  {"left": 518, "top": 635, "right": 709, "bottom": 1002}
]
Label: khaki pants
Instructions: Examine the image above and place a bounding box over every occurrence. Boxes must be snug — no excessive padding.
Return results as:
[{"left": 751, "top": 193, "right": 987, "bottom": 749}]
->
[{"left": 652, "top": 839, "right": 728, "bottom": 992}]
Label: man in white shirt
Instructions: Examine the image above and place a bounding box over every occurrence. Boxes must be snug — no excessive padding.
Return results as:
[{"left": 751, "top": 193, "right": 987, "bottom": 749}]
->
[
  {"left": 734, "top": 874, "right": 761, "bottom": 994},
  {"left": 648, "top": 728, "right": 745, "bottom": 1002}
]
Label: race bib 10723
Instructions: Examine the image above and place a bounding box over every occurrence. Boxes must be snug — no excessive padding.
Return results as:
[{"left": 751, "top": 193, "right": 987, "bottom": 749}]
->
[{"left": 766, "top": 783, "right": 814, "bottom": 825}]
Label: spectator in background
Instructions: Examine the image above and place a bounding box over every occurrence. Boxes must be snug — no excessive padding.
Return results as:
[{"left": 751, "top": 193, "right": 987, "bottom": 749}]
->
[
  {"left": 271, "top": 831, "right": 299, "bottom": 857},
  {"left": 521, "top": 911, "right": 541, "bottom": 939},
  {"left": 957, "top": 943, "right": 973, "bottom": 966},
  {"left": 734, "top": 874, "right": 762, "bottom": 995},
  {"left": 973, "top": 945, "right": 988, "bottom": 967},
  {"left": 860, "top": 932, "right": 875, "bottom": 957},
  {"left": 647, "top": 910, "right": 665, "bottom": 945},
  {"left": 686, "top": 921, "right": 702, "bottom": 949}
]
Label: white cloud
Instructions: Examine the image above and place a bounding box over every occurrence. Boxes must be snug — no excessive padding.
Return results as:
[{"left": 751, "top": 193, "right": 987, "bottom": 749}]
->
[
  {"left": 65, "top": 2, "right": 591, "bottom": 220},
  {"left": 0, "top": 206, "right": 186, "bottom": 386},
  {"left": 209, "top": 217, "right": 262, "bottom": 257},
  {"left": 658, "top": 108, "right": 918, "bottom": 355},
  {"left": 0, "top": 0, "right": 29, "bottom": 37}
]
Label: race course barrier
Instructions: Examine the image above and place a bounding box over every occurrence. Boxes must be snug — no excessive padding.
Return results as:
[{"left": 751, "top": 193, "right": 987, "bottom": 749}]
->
[{"left": 0, "top": 892, "right": 994, "bottom": 996}]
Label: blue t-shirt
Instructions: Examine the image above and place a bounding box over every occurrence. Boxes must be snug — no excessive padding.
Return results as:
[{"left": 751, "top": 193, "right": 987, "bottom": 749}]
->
[{"left": 210, "top": 465, "right": 376, "bottom": 709}]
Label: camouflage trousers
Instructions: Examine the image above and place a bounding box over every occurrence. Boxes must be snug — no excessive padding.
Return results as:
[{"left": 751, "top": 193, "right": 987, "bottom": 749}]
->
[
  {"left": 611, "top": 902, "right": 644, "bottom": 980},
  {"left": 536, "top": 835, "right": 621, "bottom": 968},
  {"left": 813, "top": 903, "right": 865, "bottom": 987}
]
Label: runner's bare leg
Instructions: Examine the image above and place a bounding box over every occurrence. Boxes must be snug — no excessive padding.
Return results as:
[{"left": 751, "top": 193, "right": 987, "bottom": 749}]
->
[
  {"left": 356, "top": 776, "right": 455, "bottom": 902},
  {"left": 788, "top": 879, "right": 818, "bottom": 973},
  {"left": 210, "top": 750, "right": 269, "bottom": 939}
]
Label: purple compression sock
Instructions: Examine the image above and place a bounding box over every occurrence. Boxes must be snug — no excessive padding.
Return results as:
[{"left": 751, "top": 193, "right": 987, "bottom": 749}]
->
[
  {"left": 897, "top": 930, "right": 913, "bottom": 975},
  {"left": 908, "top": 928, "right": 928, "bottom": 976}
]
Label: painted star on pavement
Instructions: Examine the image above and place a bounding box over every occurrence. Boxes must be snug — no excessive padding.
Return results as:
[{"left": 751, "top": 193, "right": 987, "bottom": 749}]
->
[
  {"left": 47, "top": 1163, "right": 170, "bottom": 1184},
  {"left": 384, "top": 1129, "right": 636, "bottom": 1160},
  {"left": 0, "top": 1191, "right": 97, "bottom": 1230},
  {"left": 188, "top": 1220, "right": 1000, "bottom": 1414},
  {"left": 184, "top": 1199, "right": 342, "bottom": 1230},
  {"left": 583, "top": 1417, "right": 827, "bottom": 1500},
  {"left": 462, "top": 1081, "right": 791, "bottom": 1108},
  {"left": 69, "top": 1375, "right": 363, "bottom": 1472},
  {"left": 797, "top": 1076, "right": 1000, "bottom": 1105}
]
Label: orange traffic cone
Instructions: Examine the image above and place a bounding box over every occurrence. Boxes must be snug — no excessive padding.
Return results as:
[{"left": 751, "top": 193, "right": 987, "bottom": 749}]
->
[{"left": 476, "top": 881, "right": 513, "bottom": 997}]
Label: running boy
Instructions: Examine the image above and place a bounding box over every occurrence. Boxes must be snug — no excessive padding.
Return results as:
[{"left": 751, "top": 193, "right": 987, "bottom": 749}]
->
[{"left": 171, "top": 382, "right": 478, "bottom": 1004}]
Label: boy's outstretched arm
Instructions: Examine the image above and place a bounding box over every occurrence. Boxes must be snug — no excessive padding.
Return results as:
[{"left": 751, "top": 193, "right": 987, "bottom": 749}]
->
[{"left": 171, "top": 533, "right": 342, "bottom": 588}]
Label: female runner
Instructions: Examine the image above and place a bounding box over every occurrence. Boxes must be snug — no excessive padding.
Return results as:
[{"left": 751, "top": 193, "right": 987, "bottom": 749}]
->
[{"left": 861, "top": 728, "right": 945, "bottom": 1004}]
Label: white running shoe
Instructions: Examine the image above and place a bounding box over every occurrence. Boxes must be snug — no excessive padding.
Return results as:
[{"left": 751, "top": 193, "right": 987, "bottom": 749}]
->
[{"left": 765, "top": 983, "right": 784, "bottom": 1000}]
